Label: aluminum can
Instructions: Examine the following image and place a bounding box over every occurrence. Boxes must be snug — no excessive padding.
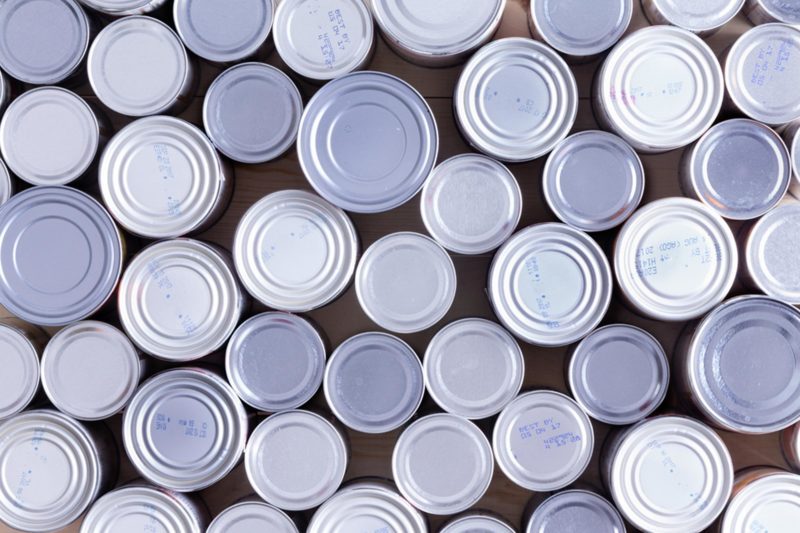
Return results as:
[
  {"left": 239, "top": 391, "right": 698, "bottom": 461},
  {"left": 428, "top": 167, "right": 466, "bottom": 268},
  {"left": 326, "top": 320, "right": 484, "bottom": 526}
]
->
[
  {"left": 208, "top": 500, "right": 298, "bottom": 533},
  {"left": 441, "top": 513, "right": 515, "bottom": 533},
  {"left": 78, "top": 0, "right": 166, "bottom": 16},
  {"left": 525, "top": 490, "right": 626, "bottom": 533},
  {"left": 783, "top": 120, "right": 800, "bottom": 197},
  {"left": 0, "top": 319, "right": 47, "bottom": 420},
  {"left": 718, "top": 468, "right": 800, "bottom": 533},
  {"left": 0, "top": 159, "right": 10, "bottom": 206},
  {"left": 783, "top": 422, "right": 800, "bottom": 471},
  {"left": 642, "top": 0, "right": 744, "bottom": 36},
  {"left": 744, "top": 0, "right": 800, "bottom": 25}
]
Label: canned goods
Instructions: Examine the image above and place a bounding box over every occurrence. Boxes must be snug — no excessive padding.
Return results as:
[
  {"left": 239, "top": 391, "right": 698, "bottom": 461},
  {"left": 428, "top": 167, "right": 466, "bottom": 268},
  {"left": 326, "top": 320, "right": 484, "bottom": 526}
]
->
[
  {"left": 543, "top": 131, "right": 644, "bottom": 232},
  {"left": 455, "top": 38, "right": 578, "bottom": 162},
  {"left": 0, "top": 69, "right": 8, "bottom": 110},
  {"left": 743, "top": 201, "right": 800, "bottom": 303},
  {"left": 119, "top": 239, "right": 244, "bottom": 361},
  {"left": 78, "top": 0, "right": 166, "bottom": 15},
  {"left": 0, "top": 159, "right": 10, "bottom": 206},
  {"left": 245, "top": 410, "right": 348, "bottom": 511},
  {"left": 614, "top": 198, "right": 737, "bottom": 321},
  {"left": 493, "top": 391, "right": 594, "bottom": 492},
  {"left": 208, "top": 500, "right": 298, "bottom": 533},
  {"left": 745, "top": 0, "right": 800, "bottom": 24},
  {"left": 0, "top": 186, "right": 123, "bottom": 327},
  {"left": 783, "top": 422, "right": 800, "bottom": 471},
  {"left": 424, "top": 318, "right": 524, "bottom": 420},
  {"left": 233, "top": 190, "right": 358, "bottom": 312},
  {"left": 642, "top": 0, "right": 744, "bottom": 35},
  {"left": 356, "top": 232, "right": 456, "bottom": 333},
  {"left": 525, "top": 490, "right": 625, "bottom": 533},
  {"left": 595, "top": 26, "right": 723, "bottom": 153},
  {"left": 488, "top": 223, "right": 612, "bottom": 347},
  {"left": 420, "top": 154, "right": 522, "bottom": 254},
  {"left": 441, "top": 513, "right": 515, "bottom": 533},
  {"left": 719, "top": 469, "right": 800, "bottom": 533},
  {"left": 298, "top": 71, "right": 438, "bottom": 213},
  {"left": 0, "top": 320, "right": 45, "bottom": 420},
  {"left": 784, "top": 121, "right": 800, "bottom": 196},
  {"left": 123, "top": 367, "right": 248, "bottom": 492}
]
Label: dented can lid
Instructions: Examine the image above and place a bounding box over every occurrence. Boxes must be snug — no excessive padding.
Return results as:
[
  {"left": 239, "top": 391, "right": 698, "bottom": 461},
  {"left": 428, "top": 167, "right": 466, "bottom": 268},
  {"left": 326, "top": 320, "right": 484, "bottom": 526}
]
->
[
  {"left": 78, "top": 0, "right": 166, "bottom": 15},
  {"left": 746, "top": 201, "right": 800, "bottom": 303},
  {"left": 525, "top": 490, "right": 625, "bottom": 533},
  {"left": 0, "top": 323, "right": 41, "bottom": 420},
  {"left": 442, "top": 513, "right": 516, "bottom": 533},
  {"left": 529, "top": 0, "right": 632, "bottom": 57},
  {"left": 208, "top": 501, "right": 298, "bottom": 533},
  {"left": 721, "top": 472, "right": 800, "bottom": 533},
  {"left": 645, "top": 0, "right": 744, "bottom": 33}
]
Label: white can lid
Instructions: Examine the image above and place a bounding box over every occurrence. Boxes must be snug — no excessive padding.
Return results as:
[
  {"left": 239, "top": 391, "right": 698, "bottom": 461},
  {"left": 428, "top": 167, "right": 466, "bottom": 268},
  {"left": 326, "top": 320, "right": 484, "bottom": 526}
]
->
[
  {"left": 530, "top": 0, "right": 632, "bottom": 57},
  {"left": 721, "top": 472, "right": 800, "bottom": 533},
  {"left": 0, "top": 323, "right": 40, "bottom": 420},
  {"left": 746, "top": 201, "right": 800, "bottom": 303},
  {"left": 208, "top": 501, "right": 297, "bottom": 533}
]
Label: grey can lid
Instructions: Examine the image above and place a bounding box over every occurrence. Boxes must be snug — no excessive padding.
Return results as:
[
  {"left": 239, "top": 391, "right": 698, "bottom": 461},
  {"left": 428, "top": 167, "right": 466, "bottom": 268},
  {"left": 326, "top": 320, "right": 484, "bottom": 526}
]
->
[
  {"left": 0, "top": 159, "right": 10, "bottom": 206},
  {"left": 648, "top": 0, "right": 744, "bottom": 32},
  {"left": 526, "top": 490, "right": 625, "bottom": 533},
  {"left": 749, "top": 0, "right": 800, "bottom": 24},
  {"left": 746, "top": 201, "right": 800, "bottom": 303},
  {"left": 208, "top": 501, "right": 298, "bottom": 533},
  {"left": 0, "top": 323, "right": 40, "bottom": 420},
  {"left": 530, "top": 0, "right": 632, "bottom": 57},
  {"left": 442, "top": 514, "right": 516, "bottom": 533}
]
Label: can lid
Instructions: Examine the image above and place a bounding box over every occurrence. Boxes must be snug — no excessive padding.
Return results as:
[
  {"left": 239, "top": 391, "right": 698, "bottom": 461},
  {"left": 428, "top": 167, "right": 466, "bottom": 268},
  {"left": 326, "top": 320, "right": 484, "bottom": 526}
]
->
[
  {"left": 245, "top": 410, "right": 348, "bottom": 511},
  {"left": 530, "top": 0, "right": 632, "bottom": 57},
  {"left": 356, "top": 232, "right": 456, "bottom": 333},
  {"left": 442, "top": 514, "right": 515, "bottom": 533},
  {"left": 123, "top": 368, "right": 248, "bottom": 492},
  {"left": 721, "top": 472, "right": 800, "bottom": 533},
  {"left": 0, "top": 159, "right": 9, "bottom": 206},
  {"left": 392, "top": 413, "right": 493, "bottom": 515},
  {"left": 614, "top": 197, "right": 737, "bottom": 321},
  {"left": 525, "top": 490, "right": 625, "bottom": 533},
  {"left": 0, "top": 186, "right": 123, "bottom": 327},
  {"left": 324, "top": 332, "right": 424, "bottom": 433},
  {"left": 233, "top": 189, "right": 358, "bottom": 312},
  {"left": 226, "top": 312, "right": 326, "bottom": 412},
  {"left": 89, "top": 16, "right": 190, "bottom": 117},
  {"left": 455, "top": 37, "right": 577, "bottom": 163},
  {"left": 0, "top": 87, "right": 99, "bottom": 186},
  {"left": 648, "top": 0, "right": 743, "bottom": 32},
  {"left": 421, "top": 154, "right": 522, "bottom": 254},
  {"left": 298, "top": 71, "right": 438, "bottom": 213},
  {"left": 543, "top": 131, "right": 644, "bottom": 232},
  {"left": 424, "top": 318, "right": 524, "bottom": 419},
  {"left": 791, "top": 126, "right": 800, "bottom": 182},
  {"left": 746, "top": 201, "right": 800, "bottom": 303},
  {"left": 0, "top": 323, "right": 40, "bottom": 420},
  {"left": 569, "top": 324, "right": 669, "bottom": 425},
  {"left": 208, "top": 501, "right": 298, "bottom": 533},
  {"left": 79, "top": 0, "right": 163, "bottom": 15},
  {"left": 203, "top": 63, "right": 302, "bottom": 164},
  {"left": 752, "top": 0, "right": 800, "bottom": 24}
]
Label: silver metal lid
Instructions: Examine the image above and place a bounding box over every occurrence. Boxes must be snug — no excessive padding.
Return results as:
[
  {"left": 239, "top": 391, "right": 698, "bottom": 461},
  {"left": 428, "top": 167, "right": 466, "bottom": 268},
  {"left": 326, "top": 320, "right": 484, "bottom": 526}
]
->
[
  {"left": 298, "top": 71, "right": 438, "bottom": 213},
  {"left": 455, "top": 37, "right": 577, "bottom": 163},
  {"left": 0, "top": 323, "right": 40, "bottom": 420},
  {"left": 543, "top": 131, "right": 644, "bottom": 232},
  {"left": 226, "top": 312, "right": 326, "bottom": 412},
  {"left": 0, "top": 159, "right": 10, "bottom": 207},
  {"left": 233, "top": 189, "right": 358, "bottom": 312},
  {"left": 393, "top": 413, "right": 493, "bottom": 515},
  {"left": 746, "top": 201, "right": 800, "bottom": 303},
  {"left": 78, "top": 0, "right": 165, "bottom": 15},
  {"left": 790, "top": 124, "right": 800, "bottom": 194},
  {"left": 123, "top": 367, "right": 248, "bottom": 492},
  {"left": 0, "top": 186, "right": 123, "bottom": 327},
  {"left": 356, "top": 232, "right": 456, "bottom": 333},
  {"left": 646, "top": 0, "right": 744, "bottom": 32},
  {"left": 204, "top": 63, "right": 302, "bottom": 164},
  {"left": 0, "top": 87, "right": 99, "bottom": 186},
  {"left": 245, "top": 410, "right": 348, "bottom": 511},
  {"left": 208, "top": 501, "right": 298, "bottom": 533},
  {"left": 529, "top": 0, "right": 632, "bottom": 57},
  {"left": 421, "top": 154, "right": 522, "bottom": 254},
  {"left": 721, "top": 472, "right": 800, "bottom": 533},
  {"left": 747, "top": 0, "right": 800, "bottom": 24},
  {"left": 614, "top": 198, "right": 737, "bottom": 321},
  {"left": 525, "top": 490, "right": 625, "bottom": 533},
  {"left": 424, "top": 318, "right": 524, "bottom": 420},
  {"left": 442, "top": 514, "right": 515, "bottom": 533},
  {"left": 488, "top": 223, "right": 612, "bottom": 347},
  {"left": 118, "top": 239, "right": 244, "bottom": 362},
  {"left": 0, "top": 69, "right": 8, "bottom": 112}
]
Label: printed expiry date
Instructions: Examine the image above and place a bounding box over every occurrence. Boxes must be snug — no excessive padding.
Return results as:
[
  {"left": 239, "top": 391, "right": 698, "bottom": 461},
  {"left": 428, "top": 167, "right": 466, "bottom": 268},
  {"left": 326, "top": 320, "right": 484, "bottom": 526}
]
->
[
  {"left": 518, "top": 417, "right": 581, "bottom": 449},
  {"left": 154, "top": 413, "right": 209, "bottom": 439},
  {"left": 635, "top": 235, "right": 718, "bottom": 279},
  {"left": 318, "top": 9, "right": 351, "bottom": 70}
]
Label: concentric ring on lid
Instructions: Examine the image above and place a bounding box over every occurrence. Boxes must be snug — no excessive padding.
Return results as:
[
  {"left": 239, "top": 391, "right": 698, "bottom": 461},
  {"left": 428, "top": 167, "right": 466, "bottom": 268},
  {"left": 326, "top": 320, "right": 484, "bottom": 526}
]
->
[
  {"left": 442, "top": 513, "right": 516, "bottom": 533},
  {"left": 525, "top": 490, "right": 625, "bottom": 533},
  {"left": 0, "top": 323, "right": 41, "bottom": 420},
  {"left": 746, "top": 201, "right": 800, "bottom": 303},
  {"left": 529, "top": 0, "right": 632, "bottom": 57},
  {"left": 721, "top": 471, "right": 800, "bottom": 533},
  {"left": 0, "top": 159, "right": 10, "bottom": 206},
  {"left": 208, "top": 501, "right": 298, "bottom": 533},
  {"left": 644, "top": 0, "right": 744, "bottom": 33},
  {"left": 78, "top": 0, "right": 166, "bottom": 15}
]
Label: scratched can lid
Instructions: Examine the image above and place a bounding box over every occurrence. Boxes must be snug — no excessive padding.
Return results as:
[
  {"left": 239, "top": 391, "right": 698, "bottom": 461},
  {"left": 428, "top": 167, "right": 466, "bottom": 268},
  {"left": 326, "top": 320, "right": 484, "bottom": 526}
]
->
[
  {"left": 441, "top": 513, "right": 516, "bottom": 533},
  {"left": 746, "top": 0, "right": 800, "bottom": 24},
  {"left": 208, "top": 501, "right": 298, "bottom": 533},
  {"left": 525, "top": 490, "right": 625, "bottom": 533},
  {"left": 721, "top": 471, "right": 800, "bottom": 533},
  {"left": 529, "top": 0, "right": 632, "bottom": 57},
  {"left": 746, "top": 201, "right": 800, "bottom": 303},
  {"left": 78, "top": 0, "right": 165, "bottom": 15},
  {"left": 645, "top": 0, "right": 744, "bottom": 33},
  {"left": 0, "top": 323, "right": 40, "bottom": 420},
  {"left": 0, "top": 159, "right": 10, "bottom": 206}
]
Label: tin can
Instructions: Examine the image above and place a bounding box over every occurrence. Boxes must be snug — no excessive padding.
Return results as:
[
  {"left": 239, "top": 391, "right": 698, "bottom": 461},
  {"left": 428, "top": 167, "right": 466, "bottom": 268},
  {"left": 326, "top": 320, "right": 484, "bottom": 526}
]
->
[
  {"left": 441, "top": 513, "right": 515, "bottom": 533},
  {"left": 455, "top": 37, "right": 577, "bottom": 163},
  {"left": 594, "top": 26, "right": 723, "bottom": 153},
  {"left": 421, "top": 154, "right": 522, "bottom": 255},
  {"left": 488, "top": 223, "right": 612, "bottom": 347},
  {"left": 783, "top": 422, "right": 800, "bottom": 471},
  {"left": 204, "top": 63, "right": 302, "bottom": 164},
  {"left": 0, "top": 159, "right": 10, "bottom": 206},
  {"left": 356, "top": 232, "right": 456, "bottom": 334},
  {"left": 123, "top": 367, "right": 248, "bottom": 492},
  {"left": 614, "top": 198, "right": 737, "bottom": 321},
  {"left": 642, "top": 0, "right": 744, "bottom": 36},
  {"left": 233, "top": 190, "right": 358, "bottom": 312},
  {"left": 100, "top": 116, "right": 231, "bottom": 239},
  {"left": 525, "top": 490, "right": 626, "bottom": 533},
  {"left": 783, "top": 120, "right": 800, "bottom": 197},
  {"left": 208, "top": 500, "right": 298, "bottom": 533},
  {"left": 78, "top": 0, "right": 166, "bottom": 16},
  {"left": 744, "top": 0, "right": 800, "bottom": 25},
  {"left": 718, "top": 468, "right": 800, "bottom": 533},
  {"left": 0, "top": 320, "right": 47, "bottom": 420},
  {"left": 298, "top": 71, "right": 438, "bottom": 213},
  {"left": 543, "top": 131, "right": 644, "bottom": 232},
  {"left": 0, "top": 69, "right": 10, "bottom": 114},
  {"left": 245, "top": 410, "right": 349, "bottom": 511}
]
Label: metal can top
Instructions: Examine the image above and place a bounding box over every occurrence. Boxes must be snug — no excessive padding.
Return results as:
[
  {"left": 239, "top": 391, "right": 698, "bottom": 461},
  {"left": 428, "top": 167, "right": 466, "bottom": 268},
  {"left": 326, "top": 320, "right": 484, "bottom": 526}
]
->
[
  {"left": 356, "top": 232, "right": 456, "bottom": 333},
  {"left": 424, "top": 318, "right": 524, "bottom": 420},
  {"left": 721, "top": 471, "right": 800, "bottom": 533},
  {"left": 89, "top": 16, "right": 191, "bottom": 117},
  {"left": 525, "top": 490, "right": 625, "bottom": 533},
  {"left": 208, "top": 501, "right": 298, "bottom": 533},
  {"left": 790, "top": 125, "right": 800, "bottom": 187},
  {"left": 298, "top": 71, "right": 438, "bottom": 213},
  {"left": 123, "top": 367, "right": 248, "bottom": 492},
  {"left": 543, "top": 131, "right": 644, "bottom": 232},
  {"left": 442, "top": 514, "right": 515, "bottom": 533},
  {"left": 0, "top": 160, "right": 9, "bottom": 206},
  {"left": 0, "top": 186, "right": 123, "bottom": 327},
  {"left": 746, "top": 201, "right": 800, "bottom": 303},
  {"left": 569, "top": 324, "right": 669, "bottom": 426},
  {"left": 245, "top": 410, "right": 348, "bottom": 511},
  {"left": 530, "top": 0, "right": 632, "bottom": 57},
  {"left": 421, "top": 154, "right": 522, "bottom": 255},
  {"left": 79, "top": 0, "right": 165, "bottom": 15},
  {"left": 233, "top": 189, "right": 358, "bottom": 312},
  {"left": 614, "top": 197, "right": 737, "bottom": 321},
  {"left": 0, "top": 69, "right": 8, "bottom": 109},
  {"left": 204, "top": 63, "right": 302, "bottom": 164},
  {"left": 0, "top": 323, "right": 40, "bottom": 420},
  {"left": 647, "top": 0, "right": 744, "bottom": 32},
  {"left": 748, "top": 0, "right": 800, "bottom": 24},
  {"left": 455, "top": 37, "right": 577, "bottom": 163},
  {"left": 119, "top": 239, "right": 243, "bottom": 361},
  {"left": 226, "top": 312, "right": 326, "bottom": 412},
  {"left": 488, "top": 223, "right": 612, "bottom": 347}
]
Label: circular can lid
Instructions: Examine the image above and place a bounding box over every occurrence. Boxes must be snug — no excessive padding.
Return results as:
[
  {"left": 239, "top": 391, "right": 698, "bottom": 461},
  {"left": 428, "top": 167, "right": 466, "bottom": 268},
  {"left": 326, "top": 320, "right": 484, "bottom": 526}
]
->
[
  {"left": 0, "top": 186, "right": 123, "bottom": 327},
  {"left": 790, "top": 126, "right": 800, "bottom": 187},
  {"left": 208, "top": 501, "right": 298, "bottom": 533},
  {"left": 226, "top": 312, "right": 326, "bottom": 412},
  {"left": 298, "top": 71, "right": 438, "bottom": 213},
  {"left": 245, "top": 410, "right": 348, "bottom": 511},
  {"left": 543, "top": 130, "right": 644, "bottom": 232},
  {"left": 647, "top": 0, "right": 744, "bottom": 32},
  {"left": 123, "top": 367, "right": 248, "bottom": 492},
  {"left": 118, "top": 239, "right": 244, "bottom": 362},
  {"left": 424, "top": 318, "right": 524, "bottom": 419},
  {"left": 488, "top": 223, "right": 612, "bottom": 347},
  {"left": 455, "top": 37, "right": 577, "bottom": 163},
  {"left": 421, "top": 154, "right": 522, "bottom": 254},
  {"left": 746, "top": 201, "right": 800, "bottom": 303},
  {"left": 204, "top": 63, "right": 302, "bottom": 164},
  {"left": 525, "top": 490, "right": 625, "bottom": 533},
  {"left": 442, "top": 513, "right": 516, "bottom": 533},
  {"left": 721, "top": 472, "right": 800, "bottom": 533},
  {"left": 0, "top": 87, "right": 99, "bottom": 186},
  {"left": 233, "top": 189, "right": 358, "bottom": 312},
  {"left": 392, "top": 413, "right": 493, "bottom": 515},
  {"left": 569, "top": 324, "right": 669, "bottom": 425},
  {"left": 0, "top": 323, "right": 40, "bottom": 420},
  {"left": 0, "top": 159, "right": 11, "bottom": 206},
  {"left": 324, "top": 332, "right": 424, "bottom": 433},
  {"left": 530, "top": 0, "right": 632, "bottom": 57},
  {"left": 78, "top": 0, "right": 165, "bottom": 15},
  {"left": 614, "top": 197, "right": 737, "bottom": 321},
  {"left": 356, "top": 232, "right": 456, "bottom": 333},
  {"left": 749, "top": 0, "right": 800, "bottom": 24}
]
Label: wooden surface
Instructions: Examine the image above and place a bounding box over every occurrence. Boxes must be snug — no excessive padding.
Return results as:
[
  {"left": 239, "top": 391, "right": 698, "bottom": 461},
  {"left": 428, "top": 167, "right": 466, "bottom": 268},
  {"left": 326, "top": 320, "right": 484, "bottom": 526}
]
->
[{"left": 0, "top": 1, "right": 791, "bottom": 532}]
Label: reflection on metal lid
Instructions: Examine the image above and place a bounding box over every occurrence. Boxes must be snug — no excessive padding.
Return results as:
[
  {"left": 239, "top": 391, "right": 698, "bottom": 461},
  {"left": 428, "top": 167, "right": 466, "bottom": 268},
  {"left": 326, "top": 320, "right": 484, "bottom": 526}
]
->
[
  {"left": 530, "top": 0, "right": 632, "bottom": 57},
  {"left": 78, "top": 0, "right": 166, "bottom": 15},
  {"left": 0, "top": 159, "right": 10, "bottom": 206},
  {"left": 721, "top": 471, "right": 800, "bottom": 533},
  {"left": 208, "top": 501, "right": 298, "bottom": 533},
  {"left": 745, "top": 0, "right": 800, "bottom": 25},
  {"left": 0, "top": 323, "right": 40, "bottom": 420},
  {"left": 746, "top": 201, "right": 800, "bottom": 303},
  {"left": 643, "top": 0, "right": 744, "bottom": 33},
  {"left": 525, "top": 490, "right": 625, "bottom": 533},
  {"left": 442, "top": 513, "right": 516, "bottom": 533}
]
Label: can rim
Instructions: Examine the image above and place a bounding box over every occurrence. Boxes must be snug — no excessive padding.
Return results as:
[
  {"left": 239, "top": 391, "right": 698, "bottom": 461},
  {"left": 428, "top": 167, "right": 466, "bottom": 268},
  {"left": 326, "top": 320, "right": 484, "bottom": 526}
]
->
[
  {"left": 752, "top": 0, "right": 800, "bottom": 23},
  {"left": 442, "top": 513, "right": 515, "bottom": 533},
  {"left": 0, "top": 323, "right": 41, "bottom": 420},
  {"left": 79, "top": 0, "right": 164, "bottom": 15},
  {"left": 530, "top": 0, "right": 633, "bottom": 56},
  {"left": 525, "top": 489, "right": 626, "bottom": 533},
  {"left": 207, "top": 500, "right": 298, "bottom": 533},
  {"left": 649, "top": 0, "right": 744, "bottom": 31},
  {"left": 746, "top": 202, "right": 800, "bottom": 303},
  {"left": 0, "top": 159, "right": 8, "bottom": 205},
  {"left": 721, "top": 471, "right": 800, "bottom": 533}
]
